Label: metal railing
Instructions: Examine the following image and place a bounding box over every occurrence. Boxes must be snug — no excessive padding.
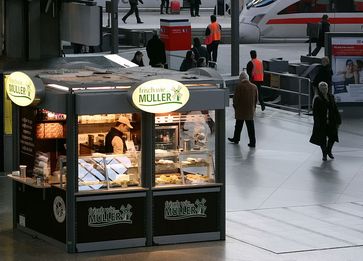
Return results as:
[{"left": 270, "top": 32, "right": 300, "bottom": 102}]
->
[{"left": 262, "top": 71, "right": 312, "bottom": 115}]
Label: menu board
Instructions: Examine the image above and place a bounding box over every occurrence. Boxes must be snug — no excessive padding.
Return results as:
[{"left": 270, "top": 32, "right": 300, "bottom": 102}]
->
[
  {"left": 331, "top": 37, "right": 363, "bottom": 103},
  {"left": 19, "top": 108, "right": 36, "bottom": 175}
]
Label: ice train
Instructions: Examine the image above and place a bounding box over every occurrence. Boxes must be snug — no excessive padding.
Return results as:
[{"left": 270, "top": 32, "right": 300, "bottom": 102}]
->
[{"left": 240, "top": 0, "right": 363, "bottom": 43}]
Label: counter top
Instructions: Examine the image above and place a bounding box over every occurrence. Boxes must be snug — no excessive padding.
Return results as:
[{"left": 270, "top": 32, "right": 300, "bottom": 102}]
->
[
  {"left": 152, "top": 183, "right": 223, "bottom": 191},
  {"left": 7, "top": 174, "right": 51, "bottom": 189}
]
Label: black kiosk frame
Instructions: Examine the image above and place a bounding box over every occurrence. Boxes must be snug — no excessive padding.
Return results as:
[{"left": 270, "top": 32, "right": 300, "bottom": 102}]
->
[{"left": 6, "top": 67, "right": 228, "bottom": 253}]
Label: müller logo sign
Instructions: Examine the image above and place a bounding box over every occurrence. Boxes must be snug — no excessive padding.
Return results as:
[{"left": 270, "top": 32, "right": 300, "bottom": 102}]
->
[
  {"left": 132, "top": 79, "right": 190, "bottom": 113},
  {"left": 88, "top": 205, "right": 133, "bottom": 227},
  {"left": 164, "top": 198, "right": 207, "bottom": 220},
  {"left": 5, "top": 71, "right": 44, "bottom": 107}
]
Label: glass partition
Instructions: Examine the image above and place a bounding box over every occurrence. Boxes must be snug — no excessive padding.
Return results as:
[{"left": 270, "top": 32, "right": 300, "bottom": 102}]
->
[{"left": 154, "top": 110, "right": 216, "bottom": 187}]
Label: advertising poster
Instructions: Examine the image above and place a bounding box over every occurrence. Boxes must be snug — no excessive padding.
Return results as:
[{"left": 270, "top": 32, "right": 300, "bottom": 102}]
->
[{"left": 331, "top": 37, "right": 363, "bottom": 103}]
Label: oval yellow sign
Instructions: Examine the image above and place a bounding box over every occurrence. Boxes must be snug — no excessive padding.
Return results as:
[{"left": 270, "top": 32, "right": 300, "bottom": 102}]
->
[
  {"left": 132, "top": 79, "right": 190, "bottom": 113},
  {"left": 5, "top": 72, "right": 36, "bottom": 107}
]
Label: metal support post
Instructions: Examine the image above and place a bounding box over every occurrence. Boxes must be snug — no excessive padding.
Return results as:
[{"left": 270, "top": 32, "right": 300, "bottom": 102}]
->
[
  {"left": 298, "top": 79, "right": 302, "bottom": 116},
  {"left": 142, "top": 112, "right": 154, "bottom": 246},
  {"left": 231, "top": 0, "right": 239, "bottom": 76},
  {"left": 111, "top": 0, "right": 119, "bottom": 54},
  {"left": 308, "top": 80, "right": 311, "bottom": 114},
  {"left": 66, "top": 91, "right": 77, "bottom": 253},
  {"left": 215, "top": 108, "right": 226, "bottom": 240}
]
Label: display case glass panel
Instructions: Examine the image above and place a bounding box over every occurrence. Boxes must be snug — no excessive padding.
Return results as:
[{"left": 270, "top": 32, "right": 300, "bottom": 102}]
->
[
  {"left": 154, "top": 111, "right": 215, "bottom": 187},
  {"left": 78, "top": 152, "right": 141, "bottom": 191},
  {"left": 77, "top": 113, "right": 142, "bottom": 191}
]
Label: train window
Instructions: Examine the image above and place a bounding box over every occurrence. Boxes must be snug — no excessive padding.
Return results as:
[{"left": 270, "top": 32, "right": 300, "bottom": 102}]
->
[
  {"left": 334, "top": 0, "right": 363, "bottom": 12},
  {"left": 246, "top": 0, "right": 276, "bottom": 9},
  {"left": 278, "top": 0, "right": 331, "bottom": 14}
]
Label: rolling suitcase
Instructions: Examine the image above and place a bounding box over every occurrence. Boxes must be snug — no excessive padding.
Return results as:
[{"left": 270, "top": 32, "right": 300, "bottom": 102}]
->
[{"left": 170, "top": 0, "right": 180, "bottom": 14}]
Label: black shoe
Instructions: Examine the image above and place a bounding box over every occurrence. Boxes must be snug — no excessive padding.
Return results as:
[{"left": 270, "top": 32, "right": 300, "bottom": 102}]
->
[
  {"left": 248, "top": 143, "right": 255, "bottom": 148},
  {"left": 228, "top": 138, "right": 239, "bottom": 144},
  {"left": 122, "top": 18, "right": 127, "bottom": 24},
  {"left": 137, "top": 21, "right": 144, "bottom": 24},
  {"left": 261, "top": 104, "right": 265, "bottom": 111},
  {"left": 327, "top": 152, "right": 334, "bottom": 159},
  {"left": 322, "top": 155, "right": 327, "bottom": 161}
]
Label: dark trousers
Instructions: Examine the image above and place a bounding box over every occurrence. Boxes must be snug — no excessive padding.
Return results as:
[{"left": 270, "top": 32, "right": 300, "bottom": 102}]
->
[
  {"left": 123, "top": 4, "right": 141, "bottom": 22},
  {"left": 311, "top": 43, "right": 322, "bottom": 56},
  {"left": 207, "top": 40, "right": 220, "bottom": 62},
  {"left": 253, "top": 81, "right": 265, "bottom": 109},
  {"left": 195, "top": 4, "right": 200, "bottom": 16},
  {"left": 320, "top": 138, "right": 334, "bottom": 156},
  {"left": 190, "top": 4, "right": 195, "bottom": 16},
  {"left": 232, "top": 120, "right": 256, "bottom": 145},
  {"left": 161, "top": 0, "right": 169, "bottom": 13}
]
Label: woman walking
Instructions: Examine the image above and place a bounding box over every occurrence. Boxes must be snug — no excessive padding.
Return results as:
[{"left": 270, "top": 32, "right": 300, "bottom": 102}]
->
[{"left": 310, "top": 82, "right": 341, "bottom": 161}]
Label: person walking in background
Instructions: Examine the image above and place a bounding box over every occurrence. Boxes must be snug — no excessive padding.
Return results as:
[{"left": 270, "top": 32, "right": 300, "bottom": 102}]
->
[
  {"left": 247, "top": 50, "right": 265, "bottom": 111},
  {"left": 191, "top": 37, "right": 209, "bottom": 64},
  {"left": 205, "top": 15, "right": 221, "bottom": 64},
  {"left": 146, "top": 31, "right": 167, "bottom": 68},
  {"left": 228, "top": 71, "right": 258, "bottom": 147},
  {"left": 131, "top": 51, "right": 144, "bottom": 66},
  {"left": 311, "top": 14, "right": 330, "bottom": 56},
  {"left": 160, "top": 0, "right": 169, "bottom": 14},
  {"left": 122, "top": 0, "right": 144, "bottom": 24},
  {"left": 314, "top": 56, "right": 332, "bottom": 95},
  {"left": 180, "top": 50, "right": 197, "bottom": 71},
  {"left": 310, "top": 82, "right": 341, "bottom": 161},
  {"left": 194, "top": 0, "right": 201, "bottom": 16},
  {"left": 189, "top": 0, "right": 201, "bottom": 17}
]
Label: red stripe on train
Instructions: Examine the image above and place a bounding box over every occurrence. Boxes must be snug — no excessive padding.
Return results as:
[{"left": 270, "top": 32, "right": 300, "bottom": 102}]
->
[{"left": 267, "top": 17, "right": 363, "bottom": 25}]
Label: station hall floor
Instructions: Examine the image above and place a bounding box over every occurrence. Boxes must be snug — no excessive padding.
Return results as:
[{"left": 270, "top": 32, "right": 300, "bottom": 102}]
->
[
  {"left": 1, "top": 103, "right": 363, "bottom": 260},
  {"left": 2, "top": 10, "right": 363, "bottom": 261}
]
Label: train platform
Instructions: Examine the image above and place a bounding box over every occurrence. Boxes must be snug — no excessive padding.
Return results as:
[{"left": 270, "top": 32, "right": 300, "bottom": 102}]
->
[{"left": 103, "top": 9, "right": 232, "bottom": 30}]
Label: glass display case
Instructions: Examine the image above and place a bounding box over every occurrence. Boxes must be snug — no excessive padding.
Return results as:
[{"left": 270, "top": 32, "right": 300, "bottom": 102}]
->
[
  {"left": 78, "top": 152, "right": 141, "bottom": 191},
  {"left": 154, "top": 110, "right": 216, "bottom": 187},
  {"left": 155, "top": 150, "right": 215, "bottom": 186}
]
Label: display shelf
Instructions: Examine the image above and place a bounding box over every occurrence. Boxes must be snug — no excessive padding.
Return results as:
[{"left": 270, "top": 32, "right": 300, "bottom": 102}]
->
[{"left": 154, "top": 150, "right": 215, "bottom": 187}]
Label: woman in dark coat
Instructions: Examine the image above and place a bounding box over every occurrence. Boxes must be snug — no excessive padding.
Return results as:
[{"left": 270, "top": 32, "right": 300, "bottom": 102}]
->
[
  {"left": 310, "top": 82, "right": 341, "bottom": 161},
  {"left": 180, "top": 50, "right": 197, "bottom": 71},
  {"left": 131, "top": 51, "right": 144, "bottom": 66}
]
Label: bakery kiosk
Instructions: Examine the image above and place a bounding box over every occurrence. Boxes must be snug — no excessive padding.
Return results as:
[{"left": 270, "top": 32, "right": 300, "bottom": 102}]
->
[{"left": 5, "top": 66, "right": 228, "bottom": 253}]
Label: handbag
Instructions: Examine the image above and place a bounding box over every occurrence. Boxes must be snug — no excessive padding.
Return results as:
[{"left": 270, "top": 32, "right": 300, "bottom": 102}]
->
[{"left": 204, "top": 35, "right": 213, "bottom": 45}]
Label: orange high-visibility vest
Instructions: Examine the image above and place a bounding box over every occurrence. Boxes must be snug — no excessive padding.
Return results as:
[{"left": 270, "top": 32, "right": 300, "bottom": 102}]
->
[
  {"left": 251, "top": 58, "right": 264, "bottom": 82},
  {"left": 208, "top": 22, "right": 221, "bottom": 41}
]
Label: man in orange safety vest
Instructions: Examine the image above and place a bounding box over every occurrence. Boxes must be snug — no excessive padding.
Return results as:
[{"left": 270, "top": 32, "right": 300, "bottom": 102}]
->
[
  {"left": 247, "top": 50, "right": 265, "bottom": 111},
  {"left": 205, "top": 15, "right": 222, "bottom": 64}
]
